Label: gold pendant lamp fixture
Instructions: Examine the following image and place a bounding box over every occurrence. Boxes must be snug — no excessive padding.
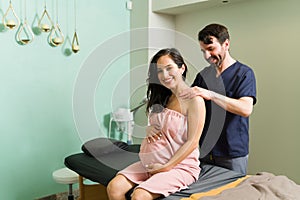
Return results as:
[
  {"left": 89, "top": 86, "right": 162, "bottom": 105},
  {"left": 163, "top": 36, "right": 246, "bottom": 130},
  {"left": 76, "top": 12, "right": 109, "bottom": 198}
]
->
[
  {"left": 17, "top": 0, "right": 34, "bottom": 45},
  {"left": 71, "top": 0, "right": 79, "bottom": 53},
  {"left": 49, "top": 0, "right": 64, "bottom": 47},
  {"left": 0, "top": 0, "right": 81, "bottom": 54},
  {"left": 2, "top": 0, "right": 20, "bottom": 29},
  {"left": 38, "top": 1, "right": 53, "bottom": 33}
]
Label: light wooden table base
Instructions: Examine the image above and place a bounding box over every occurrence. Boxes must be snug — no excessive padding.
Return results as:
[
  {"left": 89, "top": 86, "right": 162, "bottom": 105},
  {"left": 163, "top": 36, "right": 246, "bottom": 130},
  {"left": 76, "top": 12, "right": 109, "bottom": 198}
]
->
[{"left": 77, "top": 176, "right": 109, "bottom": 200}]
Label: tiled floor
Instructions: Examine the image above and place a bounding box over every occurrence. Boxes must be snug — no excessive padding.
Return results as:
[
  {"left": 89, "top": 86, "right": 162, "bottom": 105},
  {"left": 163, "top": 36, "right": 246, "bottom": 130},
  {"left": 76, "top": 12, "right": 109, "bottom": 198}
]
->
[{"left": 36, "top": 189, "right": 79, "bottom": 200}]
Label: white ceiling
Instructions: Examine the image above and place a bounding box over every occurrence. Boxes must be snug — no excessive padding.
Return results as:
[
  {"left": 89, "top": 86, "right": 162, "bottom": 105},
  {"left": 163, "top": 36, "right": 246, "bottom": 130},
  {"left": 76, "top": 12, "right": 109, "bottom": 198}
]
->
[{"left": 152, "top": 0, "right": 249, "bottom": 15}]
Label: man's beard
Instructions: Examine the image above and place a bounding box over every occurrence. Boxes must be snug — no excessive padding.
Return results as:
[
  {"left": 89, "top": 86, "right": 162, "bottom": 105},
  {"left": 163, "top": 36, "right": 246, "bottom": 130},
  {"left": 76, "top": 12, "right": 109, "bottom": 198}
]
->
[
  {"left": 211, "top": 52, "right": 226, "bottom": 68},
  {"left": 209, "top": 55, "right": 223, "bottom": 68}
]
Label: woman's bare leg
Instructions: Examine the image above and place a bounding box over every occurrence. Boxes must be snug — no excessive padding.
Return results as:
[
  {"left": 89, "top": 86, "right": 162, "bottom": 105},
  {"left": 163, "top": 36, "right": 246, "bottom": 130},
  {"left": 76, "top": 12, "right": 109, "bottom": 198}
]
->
[
  {"left": 131, "top": 188, "right": 162, "bottom": 200},
  {"left": 107, "top": 174, "right": 135, "bottom": 200}
]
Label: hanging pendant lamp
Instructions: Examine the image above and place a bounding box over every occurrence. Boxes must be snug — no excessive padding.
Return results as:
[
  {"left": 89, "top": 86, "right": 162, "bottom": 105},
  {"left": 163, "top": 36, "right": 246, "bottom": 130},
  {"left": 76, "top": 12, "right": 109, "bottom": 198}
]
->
[
  {"left": 16, "top": 0, "right": 34, "bottom": 45},
  {"left": 2, "top": 0, "right": 20, "bottom": 29},
  {"left": 71, "top": 0, "right": 79, "bottom": 53}
]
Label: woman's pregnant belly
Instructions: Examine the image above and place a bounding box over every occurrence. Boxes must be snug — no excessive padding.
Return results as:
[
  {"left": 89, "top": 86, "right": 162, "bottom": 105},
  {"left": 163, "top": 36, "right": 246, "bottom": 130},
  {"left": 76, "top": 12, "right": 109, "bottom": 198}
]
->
[{"left": 139, "top": 136, "right": 173, "bottom": 167}]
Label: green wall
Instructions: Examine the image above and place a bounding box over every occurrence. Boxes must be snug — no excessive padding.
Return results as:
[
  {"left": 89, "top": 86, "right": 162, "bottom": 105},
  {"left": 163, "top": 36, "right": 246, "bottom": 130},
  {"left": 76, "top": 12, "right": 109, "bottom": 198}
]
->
[
  {"left": 175, "top": 0, "right": 300, "bottom": 183},
  {"left": 0, "top": 0, "right": 130, "bottom": 199}
]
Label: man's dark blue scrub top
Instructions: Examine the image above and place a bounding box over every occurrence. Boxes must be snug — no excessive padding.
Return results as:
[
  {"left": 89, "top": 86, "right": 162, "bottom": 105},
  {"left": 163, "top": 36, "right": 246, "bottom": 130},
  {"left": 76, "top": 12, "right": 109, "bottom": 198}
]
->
[{"left": 192, "top": 61, "right": 257, "bottom": 158}]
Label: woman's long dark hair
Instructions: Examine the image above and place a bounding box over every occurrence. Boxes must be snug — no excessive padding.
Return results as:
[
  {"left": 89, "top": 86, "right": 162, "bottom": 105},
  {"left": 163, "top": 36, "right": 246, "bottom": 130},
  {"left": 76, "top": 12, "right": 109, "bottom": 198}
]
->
[{"left": 146, "top": 48, "right": 188, "bottom": 114}]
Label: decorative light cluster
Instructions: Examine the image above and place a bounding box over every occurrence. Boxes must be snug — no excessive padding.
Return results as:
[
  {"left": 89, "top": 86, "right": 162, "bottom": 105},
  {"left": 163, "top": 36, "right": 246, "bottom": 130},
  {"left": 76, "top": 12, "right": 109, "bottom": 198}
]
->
[{"left": 1, "top": 0, "right": 80, "bottom": 55}]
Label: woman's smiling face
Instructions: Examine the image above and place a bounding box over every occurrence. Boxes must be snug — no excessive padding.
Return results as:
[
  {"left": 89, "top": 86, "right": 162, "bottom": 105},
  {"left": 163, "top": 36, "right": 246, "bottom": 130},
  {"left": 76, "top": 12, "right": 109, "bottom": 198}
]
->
[{"left": 156, "top": 55, "right": 185, "bottom": 90}]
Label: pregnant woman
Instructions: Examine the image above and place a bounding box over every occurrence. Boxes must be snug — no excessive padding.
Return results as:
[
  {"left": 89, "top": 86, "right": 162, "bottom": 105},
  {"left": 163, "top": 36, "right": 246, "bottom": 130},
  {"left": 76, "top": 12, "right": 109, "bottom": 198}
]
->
[{"left": 107, "top": 48, "right": 206, "bottom": 200}]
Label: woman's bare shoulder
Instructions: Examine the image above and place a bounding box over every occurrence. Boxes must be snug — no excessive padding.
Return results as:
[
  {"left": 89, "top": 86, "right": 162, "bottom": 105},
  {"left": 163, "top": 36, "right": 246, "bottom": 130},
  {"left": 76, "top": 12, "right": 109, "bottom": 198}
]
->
[
  {"left": 186, "top": 95, "right": 204, "bottom": 108},
  {"left": 179, "top": 95, "right": 204, "bottom": 115}
]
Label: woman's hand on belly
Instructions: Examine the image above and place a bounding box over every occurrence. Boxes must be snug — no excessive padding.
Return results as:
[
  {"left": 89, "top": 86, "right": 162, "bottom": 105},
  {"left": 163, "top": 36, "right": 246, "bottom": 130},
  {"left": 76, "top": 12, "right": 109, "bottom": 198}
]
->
[{"left": 146, "top": 124, "right": 162, "bottom": 143}]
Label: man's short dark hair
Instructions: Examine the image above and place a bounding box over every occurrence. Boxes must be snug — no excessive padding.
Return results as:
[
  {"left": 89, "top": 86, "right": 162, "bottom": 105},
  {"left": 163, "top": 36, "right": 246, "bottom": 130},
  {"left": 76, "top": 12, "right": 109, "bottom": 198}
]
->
[{"left": 198, "top": 23, "right": 230, "bottom": 45}]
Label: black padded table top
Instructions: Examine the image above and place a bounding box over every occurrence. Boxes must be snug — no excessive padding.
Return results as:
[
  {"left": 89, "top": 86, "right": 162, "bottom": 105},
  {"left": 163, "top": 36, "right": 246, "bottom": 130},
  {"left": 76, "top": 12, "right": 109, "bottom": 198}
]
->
[{"left": 65, "top": 146, "right": 244, "bottom": 200}]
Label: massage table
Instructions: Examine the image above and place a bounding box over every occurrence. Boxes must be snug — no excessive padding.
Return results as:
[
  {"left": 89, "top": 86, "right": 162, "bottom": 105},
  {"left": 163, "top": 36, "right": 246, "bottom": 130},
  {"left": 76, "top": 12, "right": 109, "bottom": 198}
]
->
[{"left": 64, "top": 138, "right": 245, "bottom": 200}]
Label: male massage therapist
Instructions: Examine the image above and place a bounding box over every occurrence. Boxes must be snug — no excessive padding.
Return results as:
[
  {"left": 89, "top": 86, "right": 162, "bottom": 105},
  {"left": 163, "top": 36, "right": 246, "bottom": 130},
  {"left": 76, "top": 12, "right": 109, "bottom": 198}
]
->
[{"left": 180, "top": 23, "right": 257, "bottom": 175}]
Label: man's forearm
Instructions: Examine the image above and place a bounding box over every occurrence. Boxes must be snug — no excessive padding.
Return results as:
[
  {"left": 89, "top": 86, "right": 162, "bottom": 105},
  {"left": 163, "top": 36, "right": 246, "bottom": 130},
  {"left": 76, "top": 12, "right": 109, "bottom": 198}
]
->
[{"left": 210, "top": 91, "right": 253, "bottom": 117}]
